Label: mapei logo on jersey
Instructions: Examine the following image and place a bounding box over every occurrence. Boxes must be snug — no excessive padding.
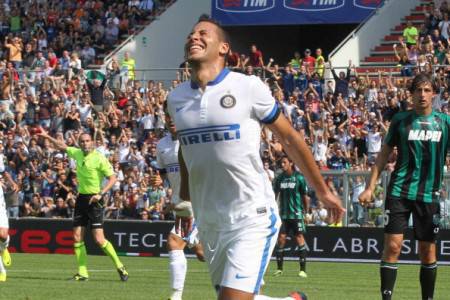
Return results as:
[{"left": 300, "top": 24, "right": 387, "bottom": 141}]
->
[
  {"left": 280, "top": 182, "right": 297, "bottom": 189},
  {"left": 354, "top": 0, "right": 383, "bottom": 9},
  {"left": 284, "top": 0, "right": 344, "bottom": 11},
  {"left": 408, "top": 130, "right": 442, "bottom": 142},
  {"left": 216, "top": 0, "right": 275, "bottom": 13},
  {"left": 178, "top": 124, "right": 241, "bottom": 146}
]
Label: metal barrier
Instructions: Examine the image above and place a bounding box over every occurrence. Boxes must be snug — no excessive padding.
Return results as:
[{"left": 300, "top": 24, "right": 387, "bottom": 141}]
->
[{"left": 317, "top": 171, "right": 450, "bottom": 229}]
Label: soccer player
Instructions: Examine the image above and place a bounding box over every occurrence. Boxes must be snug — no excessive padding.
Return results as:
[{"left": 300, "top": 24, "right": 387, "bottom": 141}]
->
[
  {"left": 167, "top": 16, "right": 344, "bottom": 300},
  {"left": 39, "top": 131, "right": 128, "bottom": 281},
  {"left": 359, "top": 73, "right": 445, "bottom": 300},
  {"left": 0, "top": 172, "right": 17, "bottom": 282},
  {"left": 273, "top": 156, "right": 309, "bottom": 278},
  {"left": 152, "top": 102, "right": 204, "bottom": 300}
]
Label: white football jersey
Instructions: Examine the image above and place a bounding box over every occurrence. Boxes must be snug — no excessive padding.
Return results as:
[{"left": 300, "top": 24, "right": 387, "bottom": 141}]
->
[
  {"left": 167, "top": 69, "right": 280, "bottom": 230},
  {"left": 156, "top": 134, "right": 181, "bottom": 206}
]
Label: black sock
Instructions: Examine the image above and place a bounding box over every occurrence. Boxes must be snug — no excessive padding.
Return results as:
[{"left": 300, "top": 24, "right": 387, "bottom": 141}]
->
[
  {"left": 420, "top": 262, "right": 437, "bottom": 300},
  {"left": 298, "top": 244, "right": 307, "bottom": 272},
  {"left": 275, "top": 248, "right": 283, "bottom": 270},
  {"left": 380, "top": 261, "right": 398, "bottom": 300}
]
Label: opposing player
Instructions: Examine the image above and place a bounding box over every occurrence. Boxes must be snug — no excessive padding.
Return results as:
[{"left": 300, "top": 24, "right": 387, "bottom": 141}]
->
[
  {"left": 273, "top": 157, "right": 309, "bottom": 278},
  {"left": 0, "top": 172, "right": 17, "bottom": 282},
  {"left": 167, "top": 16, "right": 344, "bottom": 300},
  {"left": 39, "top": 131, "right": 128, "bottom": 281},
  {"left": 359, "top": 73, "right": 446, "bottom": 300},
  {"left": 152, "top": 102, "right": 204, "bottom": 300}
]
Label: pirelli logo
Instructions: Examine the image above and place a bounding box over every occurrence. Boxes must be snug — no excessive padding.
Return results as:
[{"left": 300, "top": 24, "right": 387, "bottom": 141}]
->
[{"left": 408, "top": 130, "right": 442, "bottom": 142}]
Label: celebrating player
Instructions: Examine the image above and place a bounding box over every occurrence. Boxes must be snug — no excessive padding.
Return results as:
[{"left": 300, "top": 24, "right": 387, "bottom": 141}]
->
[
  {"left": 167, "top": 15, "right": 344, "bottom": 300},
  {"left": 152, "top": 102, "right": 204, "bottom": 300},
  {"left": 359, "top": 73, "right": 445, "bottom": 300},
  {"left": 273, "top": 157, "right": 309, "bottom": 278},
  {"left": 39, "top": 131, "right": 128, "bottom": 281},
  {"left": 0, "top": 172, "right": 18, "bottom": 282}
]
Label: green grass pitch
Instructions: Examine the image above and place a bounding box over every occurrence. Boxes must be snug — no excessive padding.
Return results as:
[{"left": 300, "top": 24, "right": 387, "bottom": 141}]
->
[{"left": 1, "top": 253, "right": 450, "bottom": 299}]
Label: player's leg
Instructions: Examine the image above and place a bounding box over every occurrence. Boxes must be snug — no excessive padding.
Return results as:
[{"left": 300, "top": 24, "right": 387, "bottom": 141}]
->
[
  {"left": 72, "top": 195, "right": 90, "bottom": 280},
  {"left": 380, "top": 197, "right": 410, "bottom": 300},
  {"left": 0, "top": 201, "right": 10, "bottom": 268},
  {"left": 218, "top": 210, "right": 304, "bottom": 300},
  {"left": 295, "top": 219, "right": 307, "bottom": 278},
  {"left": 89, "top": 201, "right": 128, "bottom": 281},
  {"left": 73, "top": 226, "right": 89, "bottom": 280},
  {"left": 91, "top": 228, "right": 128, "bottom": 281},
  {"left": 0, "top": 227, "right": 9, "bottom": 282},
  {"left": 274, "top": 230, "right": 286, "bottom": 276},
  {"left": 0, "top": 228, "right": 10, "bottom": 267},
  {"left": 167, "top": 230, "right": 188, "bottom": 300},
  {"left": 414, "top": 202, "right": 439, "bottom": 300},
  {"left": 295, "top": 233, "right": 307, "bottom": 278}
]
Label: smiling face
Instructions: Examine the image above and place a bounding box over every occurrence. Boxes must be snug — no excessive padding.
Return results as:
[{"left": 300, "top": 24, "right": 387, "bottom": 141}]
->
[{"left": 185, "top": 21, "right": 229, "bottom": 66}]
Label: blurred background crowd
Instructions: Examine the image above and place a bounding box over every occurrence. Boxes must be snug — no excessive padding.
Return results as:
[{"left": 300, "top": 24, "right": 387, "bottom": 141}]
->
[{"left": 2, "top": 0, "right": 450, "bottom": 229}]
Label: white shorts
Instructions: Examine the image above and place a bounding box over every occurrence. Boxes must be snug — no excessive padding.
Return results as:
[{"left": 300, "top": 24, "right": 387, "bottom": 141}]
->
[
  {"left": 170, "top": 220, "right": 200, "bottom": 248},
  {"left": 0, "top": 198, "right": 8, "bottom": 229},
  {"left": 199, "top": 208, "right": 280, "bottom": 294}
]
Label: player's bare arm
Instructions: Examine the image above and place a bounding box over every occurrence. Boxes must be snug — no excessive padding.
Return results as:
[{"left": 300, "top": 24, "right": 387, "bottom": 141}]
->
[
  {"left": 177, "top": 148, "right": 192, "bottom": 236},
  {"left": 267, "top": 113, "right": 345, "bottom": 224},
  {"left": 37, "top": 128, "right": 68, "bottom": 152},
  {"left": 358, "top": 144, "right": 392, "bottom": 206}
]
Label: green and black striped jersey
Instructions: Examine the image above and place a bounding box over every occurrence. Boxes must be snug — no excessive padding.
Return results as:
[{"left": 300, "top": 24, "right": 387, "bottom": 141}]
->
[
  {"left": 385, "top": 110, "right": 450, "bottom": 203},
  {"left": 273, "top": 171, "right": 308, "bottom": 219}
]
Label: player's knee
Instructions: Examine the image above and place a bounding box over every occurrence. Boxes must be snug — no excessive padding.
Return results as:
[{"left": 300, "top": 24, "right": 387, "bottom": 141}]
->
[
  {"left": 0, "top": 229, "right": 8, "bottom": 241},
  {"left": 418, "top": 242, "right": 436, "bottom": 263},
  {"left": 384, "top": 240, "right": 402, "bottom": 257}
]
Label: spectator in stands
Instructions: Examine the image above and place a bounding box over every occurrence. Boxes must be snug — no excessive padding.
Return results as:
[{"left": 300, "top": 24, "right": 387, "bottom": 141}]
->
[
  {"left": 329, "top": 60, "right": 352, "bottom": 99},
  {"left": 121, "top": 51, "right": 136, "bottom": 81},
  {"left": 302, "top": 48, "right": 316, "bottom": 73},
  {"left": 245, "top": 44, "right": 264, "bottom": 68},
  {"left": 403, "top": 20, "right": 418, "bottom": 47}
]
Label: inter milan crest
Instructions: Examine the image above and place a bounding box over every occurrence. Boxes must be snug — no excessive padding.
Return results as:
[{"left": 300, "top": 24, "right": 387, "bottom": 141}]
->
[{"left": 220, "top": 94, "right": 236, "bottom": 108}]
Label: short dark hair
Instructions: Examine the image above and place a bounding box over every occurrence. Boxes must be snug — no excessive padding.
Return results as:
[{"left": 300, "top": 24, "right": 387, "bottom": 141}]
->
[
  {"left": 409, "top": 73, "right": 437, "bottom": 93},
  {"left": 197, "top": 14, "right": 230, "bottom": 44}
]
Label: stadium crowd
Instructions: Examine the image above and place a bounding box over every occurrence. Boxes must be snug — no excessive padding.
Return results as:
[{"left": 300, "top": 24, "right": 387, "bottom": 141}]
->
[{"left": 2, "top": 0, "right": 450, "bottom": 228}]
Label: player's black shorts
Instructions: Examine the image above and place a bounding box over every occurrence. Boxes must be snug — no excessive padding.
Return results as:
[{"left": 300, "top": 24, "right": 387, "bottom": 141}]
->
[
  {"left": 279, "top": 219, "right": 306, "bottom": 235},
  {"left": 73, "top": 194, "right": 104, "bottom": 229},
  {"left": 384, "top": 197, "right": 440, "bottom": 242}
]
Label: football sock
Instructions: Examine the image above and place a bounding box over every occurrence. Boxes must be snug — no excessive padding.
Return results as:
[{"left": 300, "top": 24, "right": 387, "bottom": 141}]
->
[
  {"left": 420, "top": 262, "right": 437, "bottom": 300},
  {"left": 169, "top": 250, "right": 187, "bottom": 294},
  {"left": 380, "top": 261, "right": 398, "bottom": 300},
  {"left": 275, "top": 247, "right": 284, "bottom": 270},
  {"left": 0, "top": 235, "right": 9, "bottom": 251},
  {"left": 298, "top": 244, "right": 307, "bottom": 272},
  {"left": 74, "top": 242, "right": 88, "bottom": 277},
  {"left": 0, "top": 255, "right": 5, "bottom": 273},
  {"left": 101, "top": 240, "right": 123, "bottom": 269}
]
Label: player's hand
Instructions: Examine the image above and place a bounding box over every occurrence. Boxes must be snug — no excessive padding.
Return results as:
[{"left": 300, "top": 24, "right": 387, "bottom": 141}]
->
[
  {"left": 358, "top": 189, "right": 373, "bottom": 207},
  {"left": 175, "top": 215, "right": 193, "bottom": 238},
  {"left": 319, "top": 192, "right": 345, "bottom": 224},
  {"left": 89, "top": 194, "right": 102, "bottom": 205}
]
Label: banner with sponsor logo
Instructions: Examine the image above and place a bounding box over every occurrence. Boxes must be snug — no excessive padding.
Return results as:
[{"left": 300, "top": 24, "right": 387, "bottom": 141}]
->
[
  {"left": 9, "top": 219, "right": 450, "bottom": 263},
  {"left": 211, "top": 0, "right": 385, "bottom": 26}
]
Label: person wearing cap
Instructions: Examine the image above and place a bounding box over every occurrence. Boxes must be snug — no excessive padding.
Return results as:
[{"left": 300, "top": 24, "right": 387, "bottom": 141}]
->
[{"left": 38, "top": 129, "right": 129, "bottom": 282}]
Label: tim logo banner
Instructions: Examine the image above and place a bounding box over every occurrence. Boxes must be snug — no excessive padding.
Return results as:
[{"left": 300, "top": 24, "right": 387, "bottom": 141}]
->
[
  {"left": 216, "top": 0, "right": 275, "bottom": 12},
  {"left": 284, "top": 0, "right": 345, "bottom": 12},
  {"left": 212, "top": 0, "right": 385, "bottom": 25}
]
